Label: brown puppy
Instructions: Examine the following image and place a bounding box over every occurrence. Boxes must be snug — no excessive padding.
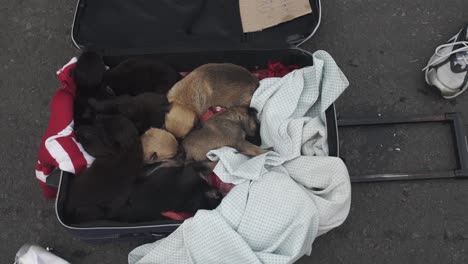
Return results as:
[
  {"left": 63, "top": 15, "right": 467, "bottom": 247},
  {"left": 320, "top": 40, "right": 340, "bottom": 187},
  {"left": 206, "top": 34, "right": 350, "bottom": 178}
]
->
[
  {"left": 166, "top": 63, "right": 259, "bottom": 138},
  {"left": 183, "top": 106, "right": 269, "bottom": 161},
  {"left": 141, "top": 128, "right": 179, "bottom": 164}
]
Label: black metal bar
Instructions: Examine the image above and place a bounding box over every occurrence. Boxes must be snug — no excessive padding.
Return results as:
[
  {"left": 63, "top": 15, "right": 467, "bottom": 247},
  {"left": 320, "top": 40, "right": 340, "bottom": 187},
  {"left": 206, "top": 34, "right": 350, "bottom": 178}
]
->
[
  {"left": 350, "top": 171, "right": 456, "bottom": 183},
  {"left": 447, "top": 112, "right": 468, "bottom": 178},
  {"left": 337, "top": 114, "right": 448, "bottom": 127}
]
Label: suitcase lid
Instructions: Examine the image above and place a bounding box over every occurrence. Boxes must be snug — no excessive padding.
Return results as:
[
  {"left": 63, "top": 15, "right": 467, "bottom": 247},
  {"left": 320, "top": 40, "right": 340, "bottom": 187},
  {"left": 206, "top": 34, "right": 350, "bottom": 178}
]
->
[{"left": 71, "top": 0, "right": 321, "bottom": 53}]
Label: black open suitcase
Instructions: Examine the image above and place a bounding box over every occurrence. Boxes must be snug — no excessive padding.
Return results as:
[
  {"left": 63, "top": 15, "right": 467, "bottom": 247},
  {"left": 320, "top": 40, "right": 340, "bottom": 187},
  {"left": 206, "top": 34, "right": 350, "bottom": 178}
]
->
[{"left": 54, "top": 0, "right": 340, "bottom": 242}]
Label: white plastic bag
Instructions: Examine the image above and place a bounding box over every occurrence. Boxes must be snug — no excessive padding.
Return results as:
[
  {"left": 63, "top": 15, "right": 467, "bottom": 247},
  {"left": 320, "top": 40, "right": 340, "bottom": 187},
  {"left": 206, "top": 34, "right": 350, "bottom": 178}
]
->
[{"left": 15, "top": 244, "right": 70, "bottom": 264}]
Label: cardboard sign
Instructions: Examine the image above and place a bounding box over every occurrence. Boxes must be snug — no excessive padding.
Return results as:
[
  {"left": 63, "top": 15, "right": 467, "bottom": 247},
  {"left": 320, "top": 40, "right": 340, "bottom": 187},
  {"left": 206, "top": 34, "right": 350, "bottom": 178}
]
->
[{"left": 239, "top": 0, "right": 312, "bottom": 33}]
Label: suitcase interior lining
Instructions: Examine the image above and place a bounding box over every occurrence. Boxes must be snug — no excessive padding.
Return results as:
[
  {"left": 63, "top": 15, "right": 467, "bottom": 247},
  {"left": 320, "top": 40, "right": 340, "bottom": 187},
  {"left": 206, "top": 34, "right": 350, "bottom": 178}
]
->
[
  {"left": 57, "top": 49, "right": 338, "bottom": 228},
  {"left": 72, "top": 0, "right": 319, "bottom": 52}
]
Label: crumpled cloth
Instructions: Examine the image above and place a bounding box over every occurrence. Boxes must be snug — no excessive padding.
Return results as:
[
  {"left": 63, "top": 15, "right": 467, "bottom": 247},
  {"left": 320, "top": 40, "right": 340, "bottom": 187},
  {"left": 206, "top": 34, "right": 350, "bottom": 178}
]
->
[
  {"left": 15, "top": 244, "right": 70, "bottom": 264},
  {"left": 36, "top": 58, "right": 94, "bottom": 199},
  {"left": 128, "top": 50, "right": 351, "bottom": 264}
]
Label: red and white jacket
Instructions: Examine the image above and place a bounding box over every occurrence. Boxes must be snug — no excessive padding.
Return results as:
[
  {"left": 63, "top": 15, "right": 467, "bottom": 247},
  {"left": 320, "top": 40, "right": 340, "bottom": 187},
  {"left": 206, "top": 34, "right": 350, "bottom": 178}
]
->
[{"left": 36, "top": 58, "right": 94, "bottom": 198}]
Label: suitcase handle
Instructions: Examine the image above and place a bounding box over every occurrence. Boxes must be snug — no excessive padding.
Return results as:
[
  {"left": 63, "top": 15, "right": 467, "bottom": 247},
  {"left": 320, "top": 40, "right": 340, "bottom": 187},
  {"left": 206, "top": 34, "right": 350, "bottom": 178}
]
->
[{"left": 338, "top": 112, "right": 468, "bottom": 182}]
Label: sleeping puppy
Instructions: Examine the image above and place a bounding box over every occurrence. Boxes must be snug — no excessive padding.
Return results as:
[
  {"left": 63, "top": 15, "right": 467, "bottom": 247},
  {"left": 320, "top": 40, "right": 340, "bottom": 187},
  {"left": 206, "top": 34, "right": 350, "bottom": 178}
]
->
[
  {"left": 166, "top": 63, "right": 259, "bottom": 138},
  {"left": 103, "top": 58, "right": 181, "bottom": 96},
  {"left": 183, "top": 106, "right": 270, "bottom": 161},
  {"left": 114, "top": 161, "right": 222, "bottom": 222},
  {"left": 67, "top": 115, "right": 143, "bottom": 223},
  {"left": 72, "top": 51, "right": 111, "bottom": 128},
  {"left": 89, "top": 93, "right": 169, "bottom": 134},
  {"left": 141, "top": 128, "right": 179, "bottom": 164}
]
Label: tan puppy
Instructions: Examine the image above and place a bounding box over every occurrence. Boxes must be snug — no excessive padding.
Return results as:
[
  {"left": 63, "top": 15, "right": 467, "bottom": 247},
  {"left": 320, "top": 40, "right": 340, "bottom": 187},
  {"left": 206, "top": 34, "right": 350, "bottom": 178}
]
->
[
  {"left": 182, "top": 106, "right": 269, "bottom": 161},
  {"left": 166, "top": 63, "right": 259, "bottom": 138},
  {"left": 141, "top": 128, "right": 179, "bottom": 164}
]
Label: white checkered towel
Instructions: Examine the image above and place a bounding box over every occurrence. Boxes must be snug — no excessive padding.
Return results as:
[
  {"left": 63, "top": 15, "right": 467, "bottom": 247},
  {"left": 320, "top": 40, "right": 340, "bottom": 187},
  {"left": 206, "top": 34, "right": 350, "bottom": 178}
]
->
[{"left": 128, "top": 50, "right": 351, "bottom": 264}]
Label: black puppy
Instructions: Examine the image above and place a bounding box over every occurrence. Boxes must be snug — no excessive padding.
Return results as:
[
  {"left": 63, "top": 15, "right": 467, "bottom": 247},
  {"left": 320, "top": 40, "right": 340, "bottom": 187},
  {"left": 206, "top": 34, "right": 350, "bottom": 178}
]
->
[
  {"left": 103, "top": 58, "right": 181, "bottom": 96},
  {"left": 67, "top": 115, "right": 143, "bottom": 223},
  {"left": 114, "top": 161, "right": 222, "bottom": 222},
  {"left": 89, "top": 93, "right": 169, "bottom": 134},
  {"left": 72, "top": 51, "right": 111, "bottom": 128}
]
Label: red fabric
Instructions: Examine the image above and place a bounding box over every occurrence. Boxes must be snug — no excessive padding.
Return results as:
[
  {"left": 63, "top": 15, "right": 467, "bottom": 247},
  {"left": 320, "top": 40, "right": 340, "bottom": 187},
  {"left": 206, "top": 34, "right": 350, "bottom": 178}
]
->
[
  {"left": 253, "top": 61, "right": 299, "bottom": 80},
  {"left": 199, "top": 106, "right": 227, "bottom": 122},
  {"left": 36, "top": 58, "right": 94, "bottom": 199},
  {"left": 161, "top": 211, "right": 194, "bottom": 221},
  {"left": 206, "top": 172, "right": 234, "bottom": 196}
]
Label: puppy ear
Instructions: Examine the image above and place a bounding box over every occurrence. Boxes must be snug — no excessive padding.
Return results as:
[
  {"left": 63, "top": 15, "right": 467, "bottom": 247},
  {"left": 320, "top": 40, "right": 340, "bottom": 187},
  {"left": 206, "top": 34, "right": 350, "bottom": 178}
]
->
[{"left": 150, "top": 152, "right": 158, "bottom": 161}]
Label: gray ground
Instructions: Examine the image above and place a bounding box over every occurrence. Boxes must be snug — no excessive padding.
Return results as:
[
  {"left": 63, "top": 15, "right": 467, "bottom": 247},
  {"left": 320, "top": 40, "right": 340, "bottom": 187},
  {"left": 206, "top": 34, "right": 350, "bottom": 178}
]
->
[{"left": 1, "top": 0, "right": 468, "bottom": 263}]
